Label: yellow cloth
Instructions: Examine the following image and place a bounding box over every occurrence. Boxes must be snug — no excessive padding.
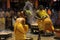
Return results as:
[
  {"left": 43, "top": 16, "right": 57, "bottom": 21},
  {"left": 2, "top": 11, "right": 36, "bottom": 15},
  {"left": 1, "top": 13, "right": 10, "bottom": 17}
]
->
[
  {"left": 0, "top": 18, "right": 5, "bottom": 24},
  {"left": 44, "top": 18, "right": 54, "bottom": 32},
  {"left": 0, "top": 18, "right": 5, "bottom": 30},
  {"left": 37, "top": 10, "right": 49, "bottom": 30},
  {"left": 37, "top": 20, "right": 45, "bottom": 30},
  {"left": 37, "top": 17, "right": 54, "bottom": 32},
  {"left": 14, "top": 22, "right": 28, "bottom": 40},
  {"left": 37, "top": 10, "right": 54, "bottom": 32},
  {"left": 25, "top": 10, "right": 32, "bottom": 16},
  {"left": 37, "top": 10, "right": 49, "bottom": 18}
]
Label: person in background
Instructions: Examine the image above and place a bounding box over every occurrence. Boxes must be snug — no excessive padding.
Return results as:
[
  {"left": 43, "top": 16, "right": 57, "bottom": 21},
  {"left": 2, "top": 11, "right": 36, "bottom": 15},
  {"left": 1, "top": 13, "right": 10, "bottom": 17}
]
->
[
  {"left": 5, "top": 11, "right": 12, "bottom": 30},
  {"left": 20, "top": 10, "right": 25, "bottom": 18},
  {"left": 24, "top": 7, "right": 32, "bottom": 27},
  {"left": 10, "top": 10, "right": 15, "bottom": 31},
  {"left": 10, "top": 10, "right": 15, "bottom": 17},
  {"left": 55, "top": 10, "right": 60, "bottom": 27},
  {"left": 17, "top": 11, "right": 21, "bottom": 18},
  {"left": 47, "top": 8, "right": 52, "bottom": 17},
  {"left": 14, "top": 17, "right": 28, "bottom": 40},
  {"left": 36, "top": 5, "right": 49, "bottom": 19},
  {"left": 17, "top": 10, "right": 25, "bottom": 18},
  {"left": 0, "top": 10, "right": 5, "bottom": 30},
  {"left": 36, "top": 5, "right": 54, "bottom": 40},
  {"left": 0, "top": 10, "right": 5, "bottom": 17},
  {"left": 23, "top": 0, "right": 33, "bottom": 11},
  {"left": 24, "top": 0, "right": 36, "bottom": 25}
]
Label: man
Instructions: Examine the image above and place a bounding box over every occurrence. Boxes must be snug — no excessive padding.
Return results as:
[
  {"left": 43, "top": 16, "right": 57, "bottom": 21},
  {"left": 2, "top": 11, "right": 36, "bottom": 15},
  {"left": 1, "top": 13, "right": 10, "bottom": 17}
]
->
[
  {"left": 14, "top": 17, "right": 28, "bottom": 40},
  {"left": 36, "top": 5, "right": 54, "bottom": 40},
  {"left": 24, "top": 0, "right": 36, "bottom": 25}
]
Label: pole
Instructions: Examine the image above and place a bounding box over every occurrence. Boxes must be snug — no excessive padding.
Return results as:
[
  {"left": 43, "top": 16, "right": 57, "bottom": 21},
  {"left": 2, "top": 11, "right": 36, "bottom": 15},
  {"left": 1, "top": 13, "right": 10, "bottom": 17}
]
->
[
  {"left": 35, "top": 0, "right": 38, "bottom": 9},
  {"left": 7, "top": 0, "right": 10, "bottom": 9}
]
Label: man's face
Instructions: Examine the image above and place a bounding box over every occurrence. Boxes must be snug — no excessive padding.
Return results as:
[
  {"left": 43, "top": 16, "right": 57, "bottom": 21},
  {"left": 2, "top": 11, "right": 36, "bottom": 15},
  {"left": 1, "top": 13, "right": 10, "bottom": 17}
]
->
[
  {"left": 39, "top": 8, "right": 43, "bottom": 10},
  {"left": 21, "top": 20, "right": 25, "bottom": 25}
]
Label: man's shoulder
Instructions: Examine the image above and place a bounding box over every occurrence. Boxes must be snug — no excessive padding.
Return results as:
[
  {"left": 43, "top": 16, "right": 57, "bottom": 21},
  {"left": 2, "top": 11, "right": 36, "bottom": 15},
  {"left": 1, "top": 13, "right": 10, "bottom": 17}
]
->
[
  {"left": 43, "top": 10, "right": 46, "bottom": 12},
  {"left": 36, "top": 10, "right": 39, "bottom": 13}
]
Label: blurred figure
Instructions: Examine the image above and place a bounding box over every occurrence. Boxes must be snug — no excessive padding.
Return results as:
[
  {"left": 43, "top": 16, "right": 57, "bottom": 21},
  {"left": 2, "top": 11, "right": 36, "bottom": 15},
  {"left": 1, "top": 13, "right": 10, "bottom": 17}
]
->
[
  {"left": 24, "top": 0, "right": 36, "bottom": 25},
  {"left": 0, "top": 10, "right": 5, "bottom": 17},
  {"left": 0, "top": 10, "right": 5, "bottom": 30},
  {"left": 10, "top": 10, "right": 15, "bottom": 17},
  {"left": 14, "top": 17, "right": 28, "bottom": 40},
  {"left": 55, "top": 10, "right": 60, "bottom": 27},
  {"left": 23, "top": 0, "right": 33, "bottom": 11},
  {"left": 36, "top": 5, "right": 49, "bottom": 19},
  {"left": 17, "top": 10, "right": 25, "bottom": 18},
  {"left": 51, "top": 9, "right": 58, "bottom": 27},
  {"left": 24, "top": 7, "right": 32, "bottom": 27},
  {"left": 44, "top": 18, "right": 54, "bottom": 33},
  {"left": 17, "top": 11, "right": 21, "bottom": 18},
  {"left": 36, "top": 5, "right": 54, "bottom": 40},
  {"left": 20, "top": 11, "right": 25, "bottom": 18},
  {"left": 5, "top": 11, "right": 12, "bottom": 30},
  {"left": 47, "top": 8, "right": 52, "bottom": 16},
  {"left": 14, "top": 10, "right": 28, "bottom": 40}
]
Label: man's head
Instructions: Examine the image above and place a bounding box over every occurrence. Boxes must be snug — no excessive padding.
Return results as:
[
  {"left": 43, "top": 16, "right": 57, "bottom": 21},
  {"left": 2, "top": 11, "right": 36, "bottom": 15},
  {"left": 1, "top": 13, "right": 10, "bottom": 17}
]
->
[
  {"left": 39, "top": 5, "right": 44, "bottom": 10},
  {"left": 16, "top": 18, "right": 25, "bottom": 25}
]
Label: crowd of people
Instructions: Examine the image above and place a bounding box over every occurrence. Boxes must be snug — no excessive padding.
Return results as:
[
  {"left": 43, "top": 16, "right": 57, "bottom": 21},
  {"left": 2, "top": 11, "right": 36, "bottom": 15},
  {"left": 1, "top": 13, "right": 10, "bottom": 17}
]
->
[
  {"left": 13, "top": 4, "right": 54, "bottom": 40},
  {"left": 0, "top": 0, "right": 60, "bottom": 40}
]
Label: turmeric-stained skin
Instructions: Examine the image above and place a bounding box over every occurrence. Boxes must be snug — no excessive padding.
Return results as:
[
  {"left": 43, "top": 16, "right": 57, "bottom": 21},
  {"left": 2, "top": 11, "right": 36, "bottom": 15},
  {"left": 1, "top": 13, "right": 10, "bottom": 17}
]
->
[
  {"left": 37, "top": 10, "right": 54, "bottom": 32},
  {"left": 14, "top": 18, "right": 28, "bottom": 40}
]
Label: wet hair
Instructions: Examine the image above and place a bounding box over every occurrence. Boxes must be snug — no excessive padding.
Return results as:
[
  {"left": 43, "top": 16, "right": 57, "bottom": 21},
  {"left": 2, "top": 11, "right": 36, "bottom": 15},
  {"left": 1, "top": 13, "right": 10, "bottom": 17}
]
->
[{"left": 39, "top": 5, "right": 44, "bottom": 10}]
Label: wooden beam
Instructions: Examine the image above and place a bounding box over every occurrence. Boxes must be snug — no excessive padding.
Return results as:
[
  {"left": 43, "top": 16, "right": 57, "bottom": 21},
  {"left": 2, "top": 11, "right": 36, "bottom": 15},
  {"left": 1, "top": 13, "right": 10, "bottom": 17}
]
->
[
  {"left": 7, "top": 0, "right": 10, "bottom": 9},
  {"left": 35, "top": 0, "right": 38, "bottom": 9}
]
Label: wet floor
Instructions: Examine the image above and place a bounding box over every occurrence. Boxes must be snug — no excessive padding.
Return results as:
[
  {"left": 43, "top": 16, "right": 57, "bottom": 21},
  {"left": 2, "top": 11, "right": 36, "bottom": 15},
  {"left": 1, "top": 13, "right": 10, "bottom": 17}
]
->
[{"left": 7, "top": 31, "right": 57, "bottom": 40}]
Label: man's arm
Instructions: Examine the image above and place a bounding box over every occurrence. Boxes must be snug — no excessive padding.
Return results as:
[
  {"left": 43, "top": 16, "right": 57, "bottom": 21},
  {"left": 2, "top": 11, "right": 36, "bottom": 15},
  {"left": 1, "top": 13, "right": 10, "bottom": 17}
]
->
[
  {"left": 17, "top": 24, "right": 25, "bottom": 34},
  {"left": 24, "top": 25, "right": 29, "bottom": 33}
]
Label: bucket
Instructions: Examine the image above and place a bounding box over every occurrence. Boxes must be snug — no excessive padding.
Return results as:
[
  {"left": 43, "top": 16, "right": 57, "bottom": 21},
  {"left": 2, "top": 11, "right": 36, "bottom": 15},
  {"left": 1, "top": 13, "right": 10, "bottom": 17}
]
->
[{"left": 25, "top": 37, "right": 33, "bottom": 40}]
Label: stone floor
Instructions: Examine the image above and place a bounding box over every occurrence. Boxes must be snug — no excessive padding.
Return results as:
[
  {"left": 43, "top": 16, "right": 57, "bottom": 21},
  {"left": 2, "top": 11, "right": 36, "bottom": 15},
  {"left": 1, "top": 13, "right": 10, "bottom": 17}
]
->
[
  {"left": 4, "top": 29, "right": 60, "bottom": 40},
  {"left": 7, "top": 31, "right": 56, "bottom": 40}
]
